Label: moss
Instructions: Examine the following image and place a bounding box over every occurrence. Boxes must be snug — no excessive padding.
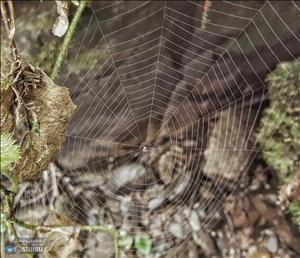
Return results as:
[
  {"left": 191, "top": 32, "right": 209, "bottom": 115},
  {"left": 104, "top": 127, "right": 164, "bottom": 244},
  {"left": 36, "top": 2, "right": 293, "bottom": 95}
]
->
[
  {"left": 256, "top": 59, "right": 300, "bottom": 183},
  {"left": 289, "top": 202, "right": 300, "bottom": 226},
  {"left": 257, "top": 59, "right": 300, "bottom": 225}
]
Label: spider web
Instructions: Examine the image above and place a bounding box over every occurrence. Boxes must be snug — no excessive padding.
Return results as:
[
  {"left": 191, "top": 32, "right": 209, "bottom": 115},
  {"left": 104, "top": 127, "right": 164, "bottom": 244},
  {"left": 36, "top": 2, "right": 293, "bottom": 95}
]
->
[{"left": 14, "top": 1, "right": 300, "bottom": 257}]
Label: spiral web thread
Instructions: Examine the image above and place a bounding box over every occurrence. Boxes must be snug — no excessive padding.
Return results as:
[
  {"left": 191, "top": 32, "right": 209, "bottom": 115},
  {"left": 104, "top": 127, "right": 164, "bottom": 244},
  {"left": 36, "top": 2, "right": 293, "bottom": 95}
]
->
[{"left": 14, "top": 1, "right": 300, "bottom": 257}]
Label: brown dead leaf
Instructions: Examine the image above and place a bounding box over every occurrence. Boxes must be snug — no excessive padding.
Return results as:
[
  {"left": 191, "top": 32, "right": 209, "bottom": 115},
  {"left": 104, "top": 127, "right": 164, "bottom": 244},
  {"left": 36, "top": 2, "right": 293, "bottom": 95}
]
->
[{"left": 1, "top": 64, "right": 76, "bottom": 181}]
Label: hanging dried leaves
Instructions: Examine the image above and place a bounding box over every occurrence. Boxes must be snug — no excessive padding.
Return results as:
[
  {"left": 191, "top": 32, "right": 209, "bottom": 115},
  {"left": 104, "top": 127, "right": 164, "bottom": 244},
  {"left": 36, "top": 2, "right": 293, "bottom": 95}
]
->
[
  {"left": 52, "top": 1, "right": 69, "bottom": 37},
  {"left": 1, "top": 1, "right": 76, "bottom": 182},
  {"left": 0, "top": 64, "right": 76, "bottom": 181}
]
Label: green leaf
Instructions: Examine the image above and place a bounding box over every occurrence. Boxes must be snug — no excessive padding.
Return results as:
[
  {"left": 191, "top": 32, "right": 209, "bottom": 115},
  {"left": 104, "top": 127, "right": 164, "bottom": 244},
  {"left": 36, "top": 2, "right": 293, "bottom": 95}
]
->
[
  {"left": 0, "top": 134, "right": 20, "bottom": 171},
  {"left": 0, "top": 213, "right": 11, "bottom": 234},
  {"left": 135, "top": 234, "right": 152, "bottom": 256}
]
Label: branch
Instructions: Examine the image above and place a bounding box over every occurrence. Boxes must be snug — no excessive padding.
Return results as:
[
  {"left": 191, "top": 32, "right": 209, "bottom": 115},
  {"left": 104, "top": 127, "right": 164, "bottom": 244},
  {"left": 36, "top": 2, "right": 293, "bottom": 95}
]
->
[
  {"left": 0, "top": 0, "right": 20, "bottom": 61},
  {"left": 51, "top": 1, "right": 87, "bottom": 80}
]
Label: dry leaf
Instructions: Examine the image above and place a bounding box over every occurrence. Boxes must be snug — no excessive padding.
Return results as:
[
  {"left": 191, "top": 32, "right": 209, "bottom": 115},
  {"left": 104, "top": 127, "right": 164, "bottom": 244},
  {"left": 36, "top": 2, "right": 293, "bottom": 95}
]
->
[
  {"left": 52, "top": 1, "right": 69, "bottom": 37},
  {"left": 1, "top": 64, "right": 76, "bottom": 181}
]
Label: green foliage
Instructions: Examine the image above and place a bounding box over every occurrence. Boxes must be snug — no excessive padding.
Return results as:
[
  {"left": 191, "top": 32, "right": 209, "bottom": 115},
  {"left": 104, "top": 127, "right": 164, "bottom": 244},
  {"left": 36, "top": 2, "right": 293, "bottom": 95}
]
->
[
  {"left": 118, "top": 232, "right": 152, "bottom": 255},
  {"left": 0, "top": 213, "right": 11, "bottom": 233},
  {"left": 0, "top": 133, "right": 20, "bottom": 171},
  {"left": 0, "top": 133, "right": 20, "bottom": 193},
  {"left": 256, "top": 59, "right": 300, "bottom": 183},
  {"left": 289, "top": 202, "right": 300, "bottom": 226},
  {"left": 135, "top": 234, "right": 152, "bottom": 256}
]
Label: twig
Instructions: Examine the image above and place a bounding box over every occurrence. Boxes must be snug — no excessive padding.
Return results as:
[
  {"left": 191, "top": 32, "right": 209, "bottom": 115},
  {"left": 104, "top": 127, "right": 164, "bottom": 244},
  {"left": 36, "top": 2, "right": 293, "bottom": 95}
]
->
[
  {"left": 51, "top": 1, "right": 87, "bottom": 80},
  {"left": 13, "top": 219, "right": 38, "bottom": 230},
  {"left": 201, "top": 0, "right": 212, "bottom": 30},
  {"left": 0, "top": 0, "right": 20, "bottom": 61},
  {"left": 1, "top": 233, "right": 5, "bottom": 258}
]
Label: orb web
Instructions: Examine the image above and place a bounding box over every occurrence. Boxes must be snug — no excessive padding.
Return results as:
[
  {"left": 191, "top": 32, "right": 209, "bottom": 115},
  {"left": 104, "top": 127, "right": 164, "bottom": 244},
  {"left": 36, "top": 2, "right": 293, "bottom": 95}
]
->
[{"left": 14, "top": 1, "right": 300, "bottom": 257}]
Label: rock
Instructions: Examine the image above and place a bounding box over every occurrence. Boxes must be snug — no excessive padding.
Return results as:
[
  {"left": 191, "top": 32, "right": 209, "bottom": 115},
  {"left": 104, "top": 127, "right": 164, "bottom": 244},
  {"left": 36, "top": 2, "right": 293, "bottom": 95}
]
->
[
  {"left": 83, "top": 231, "right": 115, "bottom": 258},
  {"left": 266, "top": 235, "right": 278, "bottom": 253},
  {"left": 164, "top": 240, "right": 198, "bottom": 258},
  {"left": 169, "top": 223, "right": 185, "bottom": 239},
  {"left": 173, "top": 173, "right": 190, "bottom": 196},
  {"left": 189, "top": 210, "right": 201, "bottom": 232},
  {"left": 141, "top": 212, "right": 150, "bottom": 227},
  {"left": 202, "top": 107, "right": 257, "bottom": 190},
  {"left": 104, "top": 164, "right": 147, "bottom": 194},
  {"left": 148, "top": 195, "right": 165, "bottom": 211},
  {"left": 120, "top": 196, "right": 132, "bottom": 214},
  {"left": 246, "top": 251, "right": 271, "bottom": 258},
  {"left": 192, "top": 230, "right": 216, "bottom": 257}
]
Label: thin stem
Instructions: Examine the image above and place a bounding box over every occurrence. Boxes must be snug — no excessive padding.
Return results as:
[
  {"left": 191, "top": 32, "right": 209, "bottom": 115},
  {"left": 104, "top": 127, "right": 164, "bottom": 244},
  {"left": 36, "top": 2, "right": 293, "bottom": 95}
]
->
[
  {"left": 51, "top": 1, "right": 87, "bottom": 80},
  {"left": 12, "top": 220, "right": 120, "bottom": 258},
  {"left": 13, "top": 219, "right": 37, "bottom": 230},
  {"left": 10, "top": 223, "right": 34, "bottom": 258},
  {"left": 0, "top": 0, "right": 20, "bottom": 61},
  {"left": 1, "top": 169, "right": 19, "bottom": 193}
]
